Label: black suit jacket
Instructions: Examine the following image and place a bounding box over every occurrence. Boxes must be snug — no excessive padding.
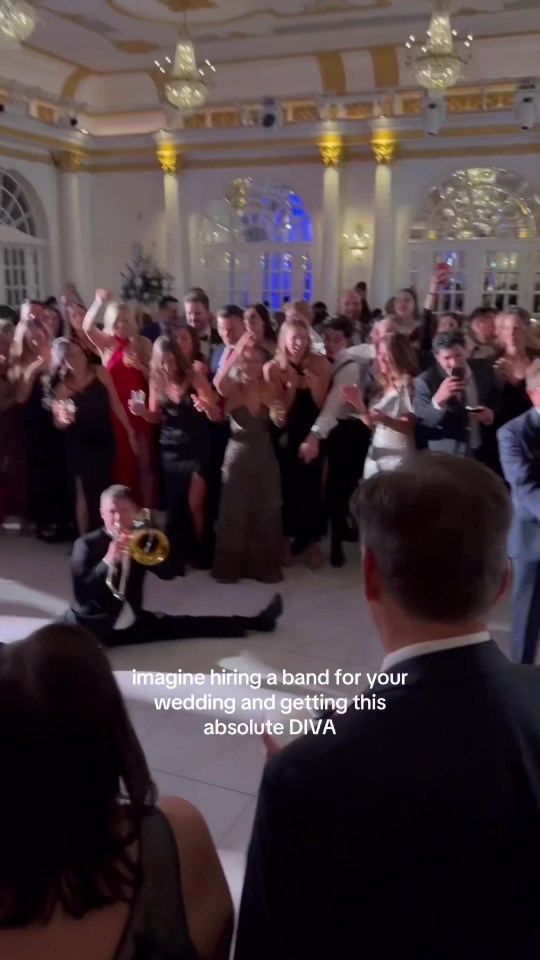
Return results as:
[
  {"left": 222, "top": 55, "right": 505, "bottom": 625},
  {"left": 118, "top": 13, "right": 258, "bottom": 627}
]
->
[
  {"left": 414, "top": 358, "right": 500, "bottom": 454},
  {"left": 235, "top": 642, "right": 540, "bottom": 960},
  {"left": 498, "top": 409, "right": 540, "bottom": 561},
  {"left": 66, "top": 528, "right": 175, "bottom": 640}
]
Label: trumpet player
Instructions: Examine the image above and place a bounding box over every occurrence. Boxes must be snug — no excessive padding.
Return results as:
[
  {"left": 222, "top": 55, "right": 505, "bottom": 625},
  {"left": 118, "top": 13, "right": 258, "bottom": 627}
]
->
[{"left": 65, "top": 484, "right": 283, "bottom": 647}]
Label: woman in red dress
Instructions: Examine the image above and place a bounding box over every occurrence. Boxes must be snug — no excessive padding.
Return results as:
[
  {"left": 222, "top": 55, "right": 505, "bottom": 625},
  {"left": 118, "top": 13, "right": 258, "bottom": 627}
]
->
[{"left": 83, "top": 290, "right": 154, "bottom": 504}]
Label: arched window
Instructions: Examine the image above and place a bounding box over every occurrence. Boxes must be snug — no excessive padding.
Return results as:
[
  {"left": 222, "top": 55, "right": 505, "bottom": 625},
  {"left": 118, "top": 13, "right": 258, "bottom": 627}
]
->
[
  {"left": 410, "top": 168, "right": 540, "bottom": 242},
  {"left": 198, "top": 179, "right": 313, "bottom": 310},
  {"left": 0, "top": 171, "right": 45, "bottom": 309},
  {"left": 409, "top": 168, "right": 540, "bottom": 318}
]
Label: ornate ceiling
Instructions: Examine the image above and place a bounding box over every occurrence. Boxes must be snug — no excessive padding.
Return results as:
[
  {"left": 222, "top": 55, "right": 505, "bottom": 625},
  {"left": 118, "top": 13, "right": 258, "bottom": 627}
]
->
[{"left": 0, "top": 0, "right": 537, "bottom": 128}]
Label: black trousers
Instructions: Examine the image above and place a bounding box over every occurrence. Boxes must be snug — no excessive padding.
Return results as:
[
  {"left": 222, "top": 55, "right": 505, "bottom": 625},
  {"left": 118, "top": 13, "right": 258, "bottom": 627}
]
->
[
  {"left": 326, "top": 420, "right": 370, "bottom": 546},
  {"left": 102, "top": 610, "right": 253, "bottom": 648},
  {"left": 510, "top": 559, "right": 540, "bottom": 664}
]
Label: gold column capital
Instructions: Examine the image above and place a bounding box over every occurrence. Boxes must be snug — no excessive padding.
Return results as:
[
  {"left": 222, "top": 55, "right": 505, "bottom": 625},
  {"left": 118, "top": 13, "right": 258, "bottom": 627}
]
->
[
  {"left": 371, "top": 133, "right": 397, "bottom": 164},
  {"left": 319, "top": 133, "right": 344, "bottom": 168},
  {"left": 53, "top": 149, "right": 84, "bottom": 172},
  {"left": 156, "top": 143, "right": 180, "bottom": 174}
]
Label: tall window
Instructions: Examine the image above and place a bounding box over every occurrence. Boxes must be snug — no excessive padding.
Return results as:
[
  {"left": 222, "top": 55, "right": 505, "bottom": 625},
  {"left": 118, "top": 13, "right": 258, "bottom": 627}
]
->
[
  {"left": 0, "top": 171, "right": 44, "bottom": 308},
  {"left": 409, "top": 168, "right": 540, "bottom": 318},
  {"left": 199, "top": 179, "right": 313, "bottom": 310}
]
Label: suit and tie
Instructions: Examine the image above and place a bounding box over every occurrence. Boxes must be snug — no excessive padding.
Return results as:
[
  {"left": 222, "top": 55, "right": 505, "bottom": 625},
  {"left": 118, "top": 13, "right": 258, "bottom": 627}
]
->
[
  {"left": 65, "top": 528, "right": 267, "bottom": 646},
  {"left": 235, "top": 638, "right": 540, "bottom": 960},
  {"left": 498, "top": 408, "right": 540, "bottom": 663},
  {"left": 415, "top": 358, "right": 499, "bottom": 463},
  {"left": 197, "top": 327, "right": 221, "bottom": 362}
]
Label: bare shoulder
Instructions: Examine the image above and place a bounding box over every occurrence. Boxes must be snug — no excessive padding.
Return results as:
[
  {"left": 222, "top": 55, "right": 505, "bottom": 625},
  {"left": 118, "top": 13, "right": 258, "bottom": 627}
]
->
[
  {"left": 158, "top": 796, "right": 233, "bottom": 960},
  {"left": 309, "top": 354, "right": 331, "bottom": 375}
]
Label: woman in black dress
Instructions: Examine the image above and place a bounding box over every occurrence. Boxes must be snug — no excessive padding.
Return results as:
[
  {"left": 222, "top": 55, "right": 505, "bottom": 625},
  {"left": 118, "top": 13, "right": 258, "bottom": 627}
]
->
[
  {"left": 12, "top": 304, "right": 70, "bottom": 540},
  {"left": 130, "top": 336, "right": 215, "bottom": 573},
  {"left": 50, "top": 339, "right": 136, "bottom": 534},
  {"left": 265, "top": 316, "right": 331, "bottom": 569}
]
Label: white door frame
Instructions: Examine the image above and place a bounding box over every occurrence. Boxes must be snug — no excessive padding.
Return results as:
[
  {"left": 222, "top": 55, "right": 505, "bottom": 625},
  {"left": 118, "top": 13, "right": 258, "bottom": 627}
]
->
[{"left": 410, "top": 240, "right": 540, "bottom": 316}]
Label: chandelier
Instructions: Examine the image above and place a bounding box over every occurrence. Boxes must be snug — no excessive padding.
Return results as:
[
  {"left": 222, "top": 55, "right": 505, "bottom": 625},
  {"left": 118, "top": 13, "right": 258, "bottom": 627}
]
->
[
  {"left": 0, "top": 0, "right": 37, "bottom": 44},
  {"left": 405, "top": 1, "right": 473, "bottom": 90},
  {"left": 155, "top": 25, "right": 215, "bottom": 113}
]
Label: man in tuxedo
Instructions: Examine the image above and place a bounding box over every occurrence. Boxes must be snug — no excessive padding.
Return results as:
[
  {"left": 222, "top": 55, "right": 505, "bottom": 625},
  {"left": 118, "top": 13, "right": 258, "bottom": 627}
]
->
[
  {"left": 498, "top": 360, "right": 540, "bottom": 663},
  {"left": 210, "top": 305, "right": 245, "bottom": 379},
  {"left": 235, "top": 454, "right": 540, "bottom": 960},
  {"left": 414, "top": 330, "right": 499, "bottom": 465},
  {"left": 183, "top": 289, "right": 221, "bottom": 362},
  {"left": 65, "top": 485, "right": 283, "bottom": 647}
]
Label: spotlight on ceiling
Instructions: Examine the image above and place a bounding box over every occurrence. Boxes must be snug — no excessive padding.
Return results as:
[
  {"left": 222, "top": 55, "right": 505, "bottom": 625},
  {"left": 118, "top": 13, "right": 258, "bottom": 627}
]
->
[
  {"left": 515, "top": 81, "right": 539, "bottom": 131},
  {"left": 260, "top": 97, "right": 283, "bottom": 129},
  {"left": 422, "top": 92, "right": 446, "bottom": 136}
]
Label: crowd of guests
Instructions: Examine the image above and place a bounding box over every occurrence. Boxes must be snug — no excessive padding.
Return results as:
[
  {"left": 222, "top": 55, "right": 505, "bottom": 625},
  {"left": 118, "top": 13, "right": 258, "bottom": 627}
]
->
[{"left": 1, "top": 271, "right": 540, "bottom": 579}]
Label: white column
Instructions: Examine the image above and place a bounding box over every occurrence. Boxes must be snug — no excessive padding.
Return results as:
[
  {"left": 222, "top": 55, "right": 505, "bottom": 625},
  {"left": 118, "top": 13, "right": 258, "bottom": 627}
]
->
[
  {"left": 155, "top": 140, "right": 188, "bottom": 298},
  {"left": 55, "top": 150, "right": 95, "bottom": 304},
  {"left": 370, "top": 134, "right": 396, "bottom": 310},
  {"left": 319, "top": 135, "right": 343, "bottom": 308}
]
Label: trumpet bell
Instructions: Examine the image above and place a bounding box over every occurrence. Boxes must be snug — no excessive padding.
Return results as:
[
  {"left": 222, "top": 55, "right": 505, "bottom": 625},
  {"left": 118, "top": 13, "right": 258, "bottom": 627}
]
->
[{"left": 130, "top": 509, "right": 170, "bottom": 567}]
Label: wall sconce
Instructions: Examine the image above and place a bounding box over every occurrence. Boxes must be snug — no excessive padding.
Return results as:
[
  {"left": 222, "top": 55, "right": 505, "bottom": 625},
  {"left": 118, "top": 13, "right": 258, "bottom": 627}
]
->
[{"left": 343, "top": 227, "right": 370, "bottom": 259}]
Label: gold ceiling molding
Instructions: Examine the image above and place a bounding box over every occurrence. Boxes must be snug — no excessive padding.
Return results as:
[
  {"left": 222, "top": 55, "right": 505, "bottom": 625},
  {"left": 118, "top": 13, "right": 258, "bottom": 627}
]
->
[
  {"left": 61, "top": 67, "right": 93, "bottom": 100},
  {"left": 316, "top": 52, "right": 346, "bottom": 96},
  {"left": 0, "top": 145, "right": 52, "bottom": 166},
  {"left": 155, "top": 0, "right": 217, "bottom": 10},
  {"left": 369, "top": 45, "right": 399, "bottom": 88},
  {"left": 107, "top": 0, "right": 388, "bottom": 29}
]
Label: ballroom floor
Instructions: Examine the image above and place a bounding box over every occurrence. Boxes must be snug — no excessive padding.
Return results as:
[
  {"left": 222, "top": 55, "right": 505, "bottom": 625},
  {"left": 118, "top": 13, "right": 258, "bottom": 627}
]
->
[{"left": 0, "top": 533, "right": 513, "bottom": 912}]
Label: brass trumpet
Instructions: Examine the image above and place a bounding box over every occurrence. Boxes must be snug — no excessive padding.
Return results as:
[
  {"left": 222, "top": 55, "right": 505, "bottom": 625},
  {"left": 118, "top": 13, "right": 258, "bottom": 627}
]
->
[{"left": 106, "top": 509, "right": 170, "bottom": 601}]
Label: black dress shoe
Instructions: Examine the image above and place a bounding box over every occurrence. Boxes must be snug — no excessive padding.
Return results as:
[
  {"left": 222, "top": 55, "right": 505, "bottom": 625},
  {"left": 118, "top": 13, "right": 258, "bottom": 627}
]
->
[{"left": 253, "top": 593, "right": 284, "bottom": 632}]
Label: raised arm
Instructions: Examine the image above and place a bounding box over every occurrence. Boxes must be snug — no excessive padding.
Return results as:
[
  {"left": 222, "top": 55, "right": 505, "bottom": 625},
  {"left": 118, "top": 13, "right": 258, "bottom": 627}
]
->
[
  {"left": 214, "top": 332, "right": 252, "bottom": 397},
  {"left": 83, "top": 291, "right": 114, "bottom": 354}
]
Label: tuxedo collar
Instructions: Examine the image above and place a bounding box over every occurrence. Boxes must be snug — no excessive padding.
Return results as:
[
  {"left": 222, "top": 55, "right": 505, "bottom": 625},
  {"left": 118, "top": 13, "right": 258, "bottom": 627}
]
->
[{"left": 372, "top": 639, "right": 509, "bottom": 692}]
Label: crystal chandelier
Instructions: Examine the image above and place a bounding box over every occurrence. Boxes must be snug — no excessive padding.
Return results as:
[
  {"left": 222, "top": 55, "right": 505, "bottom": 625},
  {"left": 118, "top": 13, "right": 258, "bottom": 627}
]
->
[
  {"left": 0, "top": 0, "right": 37, "bottom": 44},
  {"left": 405, "top": 1, "right": 473, "bottom": 90},
  {"left": 155, "top": 25, "right": 215, "bottom": 113}
]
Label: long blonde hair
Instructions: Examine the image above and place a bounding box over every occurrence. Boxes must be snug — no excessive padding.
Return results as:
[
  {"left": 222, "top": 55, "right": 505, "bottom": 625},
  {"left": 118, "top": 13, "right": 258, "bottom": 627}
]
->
[
  {"left": 276, "top": 315, "right": 312, "bottom": 369},
  {"left": 103, "top": 301, "right": 136, "bottom": 338},
  {"left": 284, "top": 299, "right": 313, "bottom": 326}
]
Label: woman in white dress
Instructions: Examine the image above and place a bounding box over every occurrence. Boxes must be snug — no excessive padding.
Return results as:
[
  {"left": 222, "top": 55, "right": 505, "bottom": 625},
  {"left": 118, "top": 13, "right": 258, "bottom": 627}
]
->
[{"left": 342, "top": 332, "right": 418, "bottom": 479}]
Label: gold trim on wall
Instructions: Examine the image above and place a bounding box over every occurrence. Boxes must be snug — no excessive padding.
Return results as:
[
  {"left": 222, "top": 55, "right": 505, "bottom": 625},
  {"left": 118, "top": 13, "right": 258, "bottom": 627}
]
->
[
  {"left": 370, "top": 45, "right": 399, "bottom": 88},
  {"left": 61, "top": 67, "right": 93, "bottom": 99},
  {"left": 316, "top": 52, "right": 346, "bottom": 96}
]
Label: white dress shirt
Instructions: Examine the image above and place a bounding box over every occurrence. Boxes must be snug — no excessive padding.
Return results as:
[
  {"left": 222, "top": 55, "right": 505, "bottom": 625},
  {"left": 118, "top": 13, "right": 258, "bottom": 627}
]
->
[
  {"left": 381, "top": 631, "right": 490, "bottom": 671},
  {"left": 311, "top": 348, "right": 363, "bottom": 440},
  {"left": 104, "top": 547, "right": 135, "bottom": 630}
]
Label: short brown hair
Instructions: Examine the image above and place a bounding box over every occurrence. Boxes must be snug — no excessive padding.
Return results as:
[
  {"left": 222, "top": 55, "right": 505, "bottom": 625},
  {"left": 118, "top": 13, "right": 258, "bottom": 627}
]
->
[{"left": 356, "top": 453, "right": 511, "bottom": 622}]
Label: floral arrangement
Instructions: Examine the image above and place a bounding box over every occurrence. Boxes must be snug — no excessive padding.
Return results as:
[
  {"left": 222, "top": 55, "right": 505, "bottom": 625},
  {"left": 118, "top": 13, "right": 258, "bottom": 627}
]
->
[{"left": 120, "top": 247, "right": 173, "bottom": 304}]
